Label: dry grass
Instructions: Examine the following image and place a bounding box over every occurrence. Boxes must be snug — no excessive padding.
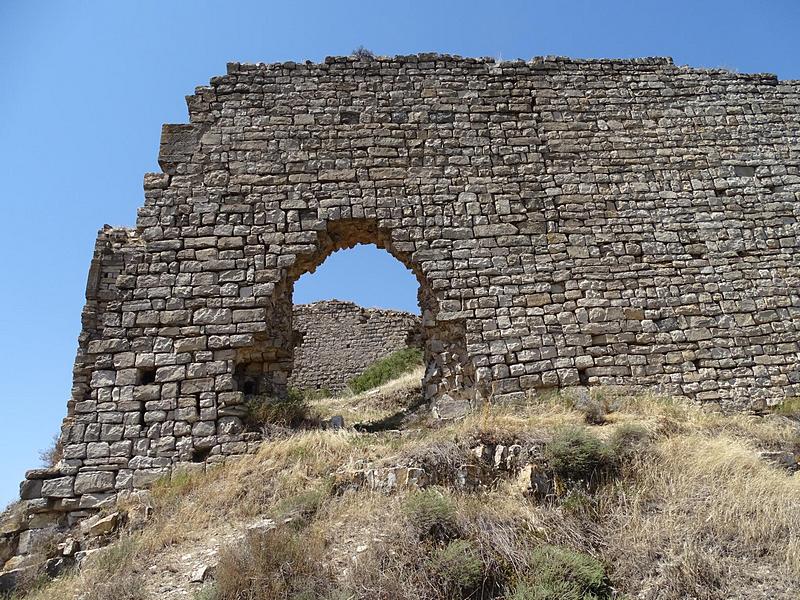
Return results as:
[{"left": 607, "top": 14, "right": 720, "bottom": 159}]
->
[
  {"left": 16, "top": 377, "right": 800, "bottom": 600},
  {"left": 312, "top": 366, "right": 426, "bottom": 424},
  {"left": 599, "top": 434, "right": 800, "bottom": 598}
]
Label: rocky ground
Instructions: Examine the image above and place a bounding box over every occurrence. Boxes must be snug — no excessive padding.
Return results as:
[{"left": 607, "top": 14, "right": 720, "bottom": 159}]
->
[{"left": 2, "top": 376, "right": 800, "bottom": 600}]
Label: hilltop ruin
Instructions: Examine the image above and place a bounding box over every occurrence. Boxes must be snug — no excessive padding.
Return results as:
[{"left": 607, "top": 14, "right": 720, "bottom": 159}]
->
[{"left": 7, "top": 54, "right": 800, "bottom": 553}]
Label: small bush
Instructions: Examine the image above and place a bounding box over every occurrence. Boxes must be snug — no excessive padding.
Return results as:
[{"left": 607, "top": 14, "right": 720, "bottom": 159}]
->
[
  {"left": 348, "top": 347, "right": 424, "bottom": 394},
  {"left": 352, "top": 45, "right": 375, "bottom": 59},
  {"left": 508, "top": 545, "right": 612, "bottom": 600},
  {"left": 246, "top": 388, "right": 311, "bottom": 428},
  {"left": 427, "top": 540, "right": 485, "bottom": 596},
  {"left": 38, "top": 435, "right": 63, "bottom": 468},
  {"left": 402, "top": 488, "right": 457, "bottom": 541},
  {"left": 215, "top": 527, "right": 331, "bottom": 599},
  {"left": 582, "top": 400, "right": 607, "bottom": 425},
  {"left": 545, "top": 428, "right": 615, "bottom": 485}
]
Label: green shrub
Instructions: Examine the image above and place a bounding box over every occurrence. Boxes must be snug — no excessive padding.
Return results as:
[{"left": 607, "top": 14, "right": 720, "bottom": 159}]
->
[
  {"left": 191, "top": 585, "right": 219, "bottom": 600},
  {"left": 545, "top": 428, "right": 615, "bottom": 485},
  {"left": 348, "top": 347, "right": 424, "bottom": 394},
  {"left": 427, "top": 540, "right": 485, "bottom": 596},
  {"left": 246, "top": 388, "right": 311, "bottom": 428},
  {"left": 508, "top": 545, "right": 611, "bottom": 600},
  {"left": 402, "top": 488, "right": 457, "bottom": 541},
  {"left": 150, "top": 470, "right": 202, "bottom": 507}
]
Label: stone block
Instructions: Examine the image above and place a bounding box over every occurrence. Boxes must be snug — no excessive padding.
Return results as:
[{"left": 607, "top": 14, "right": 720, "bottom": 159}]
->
[
  {"left": 41, "top": 477, "right": 74, "bottom": 499},
  {"left": 74, "top": 472, "right": 115, "bottom": 495}
]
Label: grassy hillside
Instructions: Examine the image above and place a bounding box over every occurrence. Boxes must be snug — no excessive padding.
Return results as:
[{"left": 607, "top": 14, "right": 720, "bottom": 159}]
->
[{"left": 6, "top": 377, "right": 800, "bottom": 600}]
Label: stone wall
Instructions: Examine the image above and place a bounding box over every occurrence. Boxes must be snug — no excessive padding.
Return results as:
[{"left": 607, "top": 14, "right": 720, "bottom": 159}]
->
[
  {"left": 289, "top": 300, "right": 422, "bottom": 393},
  {"left": 9, "top": 55, "right": 800, "bottom": 545}
]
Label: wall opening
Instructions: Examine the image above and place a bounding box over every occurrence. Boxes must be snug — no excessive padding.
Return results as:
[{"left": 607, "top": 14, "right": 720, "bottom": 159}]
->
[
  {"left": 290, "top": 242, "right": 422, "bottom": 395},
  {"left": 231, "top": 218, "right": 477, "bottom": 421}
]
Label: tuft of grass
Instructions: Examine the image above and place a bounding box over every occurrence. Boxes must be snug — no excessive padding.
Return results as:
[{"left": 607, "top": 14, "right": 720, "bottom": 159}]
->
[
  {"left": 772, "top": 397, "right": 800, "bottom": 418},
  {"left": 348, "top": 347, "right": 424, "bottom": 394},
  {"left": 272, "top": 483, "right": 331, "bottom": 526},
  {"left": 508, "top": 545, "right": 611, "bottom": 600},
  {"left": 214, "top": 527, "right": 331, "bottom": 599},
  {"left": 191, "top": 585, "right": 219, "bottom": 600},
  {"left": 150, "top": 470, "right": 205, "bottom": 507},
  {"left": 544, "top": 427, "right": 616, "bottom": 486},
  {"left": 403, "top": 488, "right": 458, "bottom": 541},
  {"left": 80, "top": 537, "right": 147, "bottom": 600},
  {"left": 245, "top": 388, "right": 313, "bottom": 428},
  {"left": 608, "top": 423, "right": 651, "bottom": 460}
]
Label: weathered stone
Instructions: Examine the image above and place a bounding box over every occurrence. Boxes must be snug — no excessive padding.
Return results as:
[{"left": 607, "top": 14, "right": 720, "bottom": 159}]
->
[
  {"left": 74, "top": 472, "right": 115, "bottom": 495},
  {"left": 40, "top": 477, "right": 74, "bottom": 499},
  {"left": 84, "top": 512, "right": 119, "bottom": 537},
  {"left": 19, "top": 479, "right": 42, "bottom": 501}
]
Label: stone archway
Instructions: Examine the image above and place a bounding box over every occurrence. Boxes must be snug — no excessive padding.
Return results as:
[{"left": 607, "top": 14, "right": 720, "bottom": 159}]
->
[{"left": 231, "top": 218, "right": 479, "bottom": 419}]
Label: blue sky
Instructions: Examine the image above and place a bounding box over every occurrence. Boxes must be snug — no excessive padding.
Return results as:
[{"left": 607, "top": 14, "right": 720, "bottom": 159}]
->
[{"left": 1, "top": 0, "right": 798, "bottom": 507}]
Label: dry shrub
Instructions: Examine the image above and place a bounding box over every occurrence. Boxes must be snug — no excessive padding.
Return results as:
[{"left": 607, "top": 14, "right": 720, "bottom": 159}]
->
[
  {"left": 38, "top": 435, "right": 63, "bottom": 468},
  {"left": 80, "top": 537, "right": 146, "bottom": 600},
  {"left": 403, "top": 488, "right": 458, "bottom": 541},
  {"left": 312, "top": 366, "right": 425, "bottom": 425},
  {"left": 215, "top": 527, "right": 332, "bottom": 600},
  {"left": 246, "top": 388, "right": 313, "bottom": 429}
]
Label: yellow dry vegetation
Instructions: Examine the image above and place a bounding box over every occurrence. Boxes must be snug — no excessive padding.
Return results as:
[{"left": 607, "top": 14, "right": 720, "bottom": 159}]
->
[{"left": 15, "top": 378, "right": 800, "bottom": 600}]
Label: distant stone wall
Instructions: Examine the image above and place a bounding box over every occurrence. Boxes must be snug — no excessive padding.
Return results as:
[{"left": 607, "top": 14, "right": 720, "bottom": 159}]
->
[{"left": 289, "top": 300, "right": 422, "bottom": 392}]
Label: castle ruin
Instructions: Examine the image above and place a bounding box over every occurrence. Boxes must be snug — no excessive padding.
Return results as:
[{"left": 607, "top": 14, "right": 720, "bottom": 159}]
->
[{"left": 10, "top": 54, "right": 800, "bottom": 536}]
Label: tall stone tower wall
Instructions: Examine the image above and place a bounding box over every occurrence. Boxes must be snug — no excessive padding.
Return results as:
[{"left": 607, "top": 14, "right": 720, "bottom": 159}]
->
[
  {"left": 289, "top": 300, "right": 422, "bottom": 393},
  {"left": 13, "top": 55, "right": 800, "bottom": 528}
]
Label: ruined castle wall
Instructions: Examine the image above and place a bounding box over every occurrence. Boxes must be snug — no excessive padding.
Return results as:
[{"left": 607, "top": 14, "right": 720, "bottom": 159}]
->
[
  {"left": 14, "top": 56, "right": 800, "bottom": 529},
  {"left": 289, "top": 300, "right": 422, "bottom": 392}
]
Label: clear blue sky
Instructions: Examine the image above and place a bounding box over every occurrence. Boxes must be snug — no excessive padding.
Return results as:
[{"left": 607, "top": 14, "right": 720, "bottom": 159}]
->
[{"left": 1, "top": 0, "right": 798, "bottom": 508}]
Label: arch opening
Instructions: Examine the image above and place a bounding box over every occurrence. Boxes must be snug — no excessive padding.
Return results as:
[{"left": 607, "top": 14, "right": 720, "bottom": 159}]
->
[{"left": 232, "top": 219, "right": 477, "bottom": 421}]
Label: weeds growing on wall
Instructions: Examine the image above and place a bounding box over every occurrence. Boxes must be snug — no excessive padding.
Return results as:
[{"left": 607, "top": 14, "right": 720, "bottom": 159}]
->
[
  {"left": 38, "top": 435, "right": 63, "bottom": 468},
  {"left": 772, "top": 396, "right": 800, "bottom": 418}
]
